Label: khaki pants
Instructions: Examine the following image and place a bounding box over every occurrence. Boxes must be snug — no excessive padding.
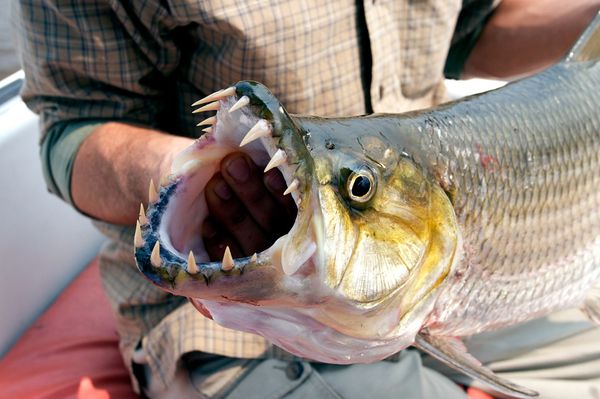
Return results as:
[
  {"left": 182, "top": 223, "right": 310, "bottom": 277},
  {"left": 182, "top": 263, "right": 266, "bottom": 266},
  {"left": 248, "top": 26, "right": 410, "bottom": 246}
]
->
[
  {"left": 143, "top": 351, "right": 468, "bottom": 399},
  {"left": 141, "top": 309, "right": 600, "bottom": 399}
]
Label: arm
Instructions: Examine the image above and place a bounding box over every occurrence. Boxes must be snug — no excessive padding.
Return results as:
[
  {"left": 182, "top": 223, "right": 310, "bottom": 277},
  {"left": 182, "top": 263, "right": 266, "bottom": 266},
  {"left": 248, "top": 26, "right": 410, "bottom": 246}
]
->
[
  {"left": 15, "top": 1, "right": 189, "bottom": 226},
  {"left": 464, "top": 0, "right": 600, "bottom": 79},
  {"left": 71, "top": 122, "right": 191, "bottom": 225},
  {"left": 16, "top": 0, "right": 295, "bottom": 259}
]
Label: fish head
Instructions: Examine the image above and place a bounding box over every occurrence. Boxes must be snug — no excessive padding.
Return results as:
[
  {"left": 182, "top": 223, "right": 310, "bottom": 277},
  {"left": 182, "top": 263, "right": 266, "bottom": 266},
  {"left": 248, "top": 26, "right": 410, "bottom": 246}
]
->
[
  {"left": 135, "top": 81, "right": 460, "bottom": 363},
  {"left": 300, "top": 115, "right": 461, "bottom": 339}
]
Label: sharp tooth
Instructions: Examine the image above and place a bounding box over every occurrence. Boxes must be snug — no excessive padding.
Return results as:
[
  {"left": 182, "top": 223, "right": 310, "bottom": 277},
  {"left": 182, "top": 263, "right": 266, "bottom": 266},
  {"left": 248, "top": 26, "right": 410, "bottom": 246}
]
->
[
  {"left": 239, "top": 120, "right": 271, "bottom": 147},
  {"left": 178, "top": 159, "right": 202, "bottom": 176},
  {"left": 187, "top": 251, "right": 199, "bottom": 274},
  {"left": 283, "top": 241, "right": 317, "bottom": 276},
  {"left": 191, "top": 89, "right": 223, "bottom": 107},
  {"left": 191, "top": 87, "right": 236, "bottom": 107},
  {"left": 148, "top": 179, "right": 158, "bottom": 203},
  {"left": 139, "top": 203, "right": 148, "bottom": 225},
  {"left": 264, "top": 149, "right": 287, "bottom": 172},
  {"left": 229, "top": 96, "right": 250, "bottom": 113},
  {"left": 171, "top": 149, "right": 197, "bottom": 174},
  {"left": 196, "top": 116, "right": 216, "bottom": 127},
  {"left": 220, "top": 86, "right": 237, "bottom": 97},
  {"left": 150, "top": 241, "right": 161, "bottom": 268},
  {"left": 283, "top": 179, "right": 299, "bottom": 196},
  {"left": 250, "top": 253, "right": 258, "bottom": 263},
  {"left": 219, "top": 86, "right": 237, "bottom": 97},
  {"left": 222, "top": 246, "right": 234, "bottom": 271},
  {"left": 202, "top": 126, "right": 212, "bottom": 133},
  {"left": 192, "top": 100, "right": 220, "bottom": 114},
  {"left": 134, "top": 221, "right": 144, "bottom": 248}
]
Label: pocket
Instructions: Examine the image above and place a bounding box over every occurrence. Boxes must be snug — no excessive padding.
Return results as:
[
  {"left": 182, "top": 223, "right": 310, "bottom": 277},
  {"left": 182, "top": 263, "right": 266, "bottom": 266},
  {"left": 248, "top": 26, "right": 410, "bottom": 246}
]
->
[
  {"left": 212, "top": 358, "right": 341, "bottom": 399},
  {"left": 186, "top": 353, "right": 256, "bottom": 399},
  {"left": 397, "top": 0, "right": 462, "bottom": 99}
]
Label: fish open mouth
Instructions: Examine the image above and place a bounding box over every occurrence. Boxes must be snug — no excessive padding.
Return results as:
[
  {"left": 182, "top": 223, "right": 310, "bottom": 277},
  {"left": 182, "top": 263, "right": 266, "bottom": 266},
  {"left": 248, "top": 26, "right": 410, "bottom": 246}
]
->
[
  {"left": 134, "top": 82, "right": 322, "bottom": 299},
  {"left": 133, "top": 81, "right": 462, "bottom": 364}
]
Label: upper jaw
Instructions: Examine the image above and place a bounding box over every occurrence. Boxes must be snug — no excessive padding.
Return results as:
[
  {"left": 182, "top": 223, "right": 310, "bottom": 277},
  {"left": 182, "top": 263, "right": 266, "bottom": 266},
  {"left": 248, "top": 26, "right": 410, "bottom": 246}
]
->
[{"left": 134, "top": 81, "right": 325, "bottom": 300}]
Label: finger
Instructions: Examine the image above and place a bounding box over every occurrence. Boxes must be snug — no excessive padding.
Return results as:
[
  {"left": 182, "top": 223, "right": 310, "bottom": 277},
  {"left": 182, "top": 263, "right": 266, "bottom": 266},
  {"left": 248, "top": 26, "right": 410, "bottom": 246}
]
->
[
  {"left": 205, "top": 173, "right": 272, "bottom": 255},
  {"left": 263, "top": 168, "right": 298, "bottom": 221},
  {"left": 201, "top": 217, "right": 243, "bottom": 261},
  {"left": 221, "top": 153, "right": 290, "bottom": 235}
]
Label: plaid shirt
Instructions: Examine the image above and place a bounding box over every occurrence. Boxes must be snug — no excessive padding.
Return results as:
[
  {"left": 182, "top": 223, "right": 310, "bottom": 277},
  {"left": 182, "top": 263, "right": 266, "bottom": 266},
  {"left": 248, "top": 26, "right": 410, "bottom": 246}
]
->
[{"left": 16, "top": 0, "right": 497, "bottom": 392}]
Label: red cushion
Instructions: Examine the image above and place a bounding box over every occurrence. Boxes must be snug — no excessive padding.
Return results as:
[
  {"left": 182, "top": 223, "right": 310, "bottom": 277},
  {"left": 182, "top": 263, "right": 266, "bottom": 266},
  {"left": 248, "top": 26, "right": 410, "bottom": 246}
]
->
[
  {"left": 0, "top": 259, "right": 137, "bottom": 399},
  {"left": 467, "top": 387, "right": 495, "bottom": 399}
]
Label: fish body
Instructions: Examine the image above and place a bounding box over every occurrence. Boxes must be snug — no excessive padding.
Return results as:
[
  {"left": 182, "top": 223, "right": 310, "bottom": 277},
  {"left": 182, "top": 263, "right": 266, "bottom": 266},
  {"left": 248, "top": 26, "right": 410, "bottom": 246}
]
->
[
  {"left": 424, "top": 60, "right": 600, "bottom": 336},
  {"left": 303, "top": 54, "right": 600, "bottom": 338},
  {"left": 135, "top": 13, "right": 600, "bottom": 398}
]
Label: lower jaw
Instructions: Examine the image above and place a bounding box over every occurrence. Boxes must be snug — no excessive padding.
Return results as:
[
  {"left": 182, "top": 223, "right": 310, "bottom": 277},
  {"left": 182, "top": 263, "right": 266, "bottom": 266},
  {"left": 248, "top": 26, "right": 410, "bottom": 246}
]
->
[{"left": 193, "top": 297, "right": 414, "bottom": 364}]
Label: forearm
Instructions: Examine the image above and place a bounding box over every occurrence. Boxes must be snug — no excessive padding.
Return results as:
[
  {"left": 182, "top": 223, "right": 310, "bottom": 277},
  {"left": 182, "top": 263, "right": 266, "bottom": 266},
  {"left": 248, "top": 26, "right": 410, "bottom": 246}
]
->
[
  {"left": 464, "top": 0, "right": 600, "bottom": 79},
  {"left": 71, "top": 122, "right": 192, "bottom": 225}
]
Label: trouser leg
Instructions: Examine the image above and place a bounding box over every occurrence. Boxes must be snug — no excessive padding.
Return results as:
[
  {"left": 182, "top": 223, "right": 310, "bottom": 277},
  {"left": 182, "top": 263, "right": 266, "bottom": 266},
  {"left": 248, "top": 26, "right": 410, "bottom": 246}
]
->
[{"left": 182, "top": 351, "right": 467, "bottom": 399}]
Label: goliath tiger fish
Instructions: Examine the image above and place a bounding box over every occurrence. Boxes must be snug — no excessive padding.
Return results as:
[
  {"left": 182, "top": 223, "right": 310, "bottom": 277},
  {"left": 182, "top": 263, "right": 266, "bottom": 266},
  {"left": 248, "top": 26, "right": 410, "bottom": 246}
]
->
[{"left": 134, "top": 12, "right": 600, "bottom": 398}]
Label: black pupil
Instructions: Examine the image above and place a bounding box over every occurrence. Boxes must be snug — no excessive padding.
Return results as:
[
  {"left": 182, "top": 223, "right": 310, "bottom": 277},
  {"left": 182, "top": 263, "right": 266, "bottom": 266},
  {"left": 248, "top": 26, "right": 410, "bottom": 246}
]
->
[{"left": 351, "top": 175, "right": 371, "bottom": 198}]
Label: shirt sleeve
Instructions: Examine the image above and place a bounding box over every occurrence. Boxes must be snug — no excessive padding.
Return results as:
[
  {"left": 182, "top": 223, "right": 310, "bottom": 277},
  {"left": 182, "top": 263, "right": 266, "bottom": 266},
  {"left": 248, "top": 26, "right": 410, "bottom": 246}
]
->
[
  {"left": 444, "top": 0, "right": 501, "bottom": 79},
  {"left": 15, "top": 0, "right": 184, "bottom": 136},
  {"left": 39, "top": 120, "right": 104, "bottom": 206},
  {"left": 14, "top": 0, "right": 180, "bottom": 205}
]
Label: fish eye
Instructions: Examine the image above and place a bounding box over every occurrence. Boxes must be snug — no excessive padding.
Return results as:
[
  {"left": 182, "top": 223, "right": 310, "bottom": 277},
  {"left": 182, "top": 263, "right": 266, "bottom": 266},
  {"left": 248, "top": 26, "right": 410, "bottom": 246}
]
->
[{"left": 348, "top": 170, "right": 376, "bottom": 203}]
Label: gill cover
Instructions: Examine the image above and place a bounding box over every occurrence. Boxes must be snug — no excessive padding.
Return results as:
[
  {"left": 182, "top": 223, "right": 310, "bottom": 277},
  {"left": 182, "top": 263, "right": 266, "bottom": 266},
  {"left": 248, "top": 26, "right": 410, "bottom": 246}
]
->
[{"left": 296, "top": 118, "right": 461, "bottom": 339}]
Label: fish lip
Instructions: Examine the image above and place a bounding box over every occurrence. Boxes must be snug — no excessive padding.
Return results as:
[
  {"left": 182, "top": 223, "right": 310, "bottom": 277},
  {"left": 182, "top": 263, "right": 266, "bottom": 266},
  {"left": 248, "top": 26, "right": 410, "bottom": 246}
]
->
[{"left": 135, "top": 81, "right": 324, "bottom": 294}]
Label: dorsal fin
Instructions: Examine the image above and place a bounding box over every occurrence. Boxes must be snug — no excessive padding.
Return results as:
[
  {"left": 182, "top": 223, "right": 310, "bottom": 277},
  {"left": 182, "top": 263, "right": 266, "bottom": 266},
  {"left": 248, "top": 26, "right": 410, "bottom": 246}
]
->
[{"left": 566, "top": 11, "right": 600, "bottom": 62}]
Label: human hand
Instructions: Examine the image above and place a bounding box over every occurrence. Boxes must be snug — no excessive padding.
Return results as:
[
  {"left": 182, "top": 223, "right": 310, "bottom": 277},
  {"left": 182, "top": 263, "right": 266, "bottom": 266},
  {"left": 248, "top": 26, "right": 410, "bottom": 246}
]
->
[{"left": 202, "top": 152, "right": 297, "bottom": 260}]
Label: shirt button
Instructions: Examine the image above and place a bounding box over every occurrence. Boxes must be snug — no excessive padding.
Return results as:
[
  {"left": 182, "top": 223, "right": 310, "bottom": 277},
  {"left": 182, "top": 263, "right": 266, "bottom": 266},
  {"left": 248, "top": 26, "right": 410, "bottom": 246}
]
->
[{"left": 285, "top": 361, "right": 304, "bottom": 380}]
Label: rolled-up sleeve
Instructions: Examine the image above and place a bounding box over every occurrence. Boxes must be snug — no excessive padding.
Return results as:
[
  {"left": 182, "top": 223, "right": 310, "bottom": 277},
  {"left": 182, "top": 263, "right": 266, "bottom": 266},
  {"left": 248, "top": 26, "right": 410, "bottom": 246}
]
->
[{"left": 14, "top": 0, "right": 181, "bottom": 202}]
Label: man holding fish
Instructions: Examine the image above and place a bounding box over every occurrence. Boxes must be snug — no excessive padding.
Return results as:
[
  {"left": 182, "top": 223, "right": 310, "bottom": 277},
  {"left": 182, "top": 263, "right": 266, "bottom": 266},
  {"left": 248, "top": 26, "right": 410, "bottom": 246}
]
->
[{"left": 14, "top": 0, "right": 600, "bottom": 397}]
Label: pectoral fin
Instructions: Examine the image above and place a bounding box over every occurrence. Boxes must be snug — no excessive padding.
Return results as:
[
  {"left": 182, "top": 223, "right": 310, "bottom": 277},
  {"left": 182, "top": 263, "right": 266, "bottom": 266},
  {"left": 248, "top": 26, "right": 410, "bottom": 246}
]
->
[
  {"left": 414, "top": 333, "right": 538, "bottom": 399},
  {"left": 582, "top": 282, "right": 600, "bottom": 324}
]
